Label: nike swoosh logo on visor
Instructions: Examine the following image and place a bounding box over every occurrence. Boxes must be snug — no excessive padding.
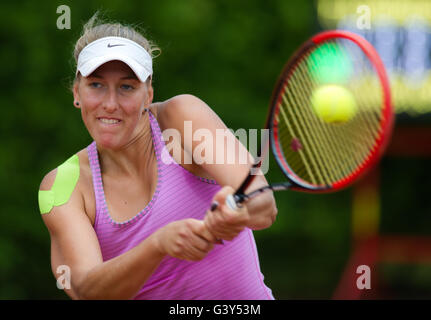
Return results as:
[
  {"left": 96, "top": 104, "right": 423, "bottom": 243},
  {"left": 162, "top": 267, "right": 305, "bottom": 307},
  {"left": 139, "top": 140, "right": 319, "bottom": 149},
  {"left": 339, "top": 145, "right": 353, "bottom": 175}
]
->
[{"left": 107, "top": 43, "right": 125, "bottom": 48}]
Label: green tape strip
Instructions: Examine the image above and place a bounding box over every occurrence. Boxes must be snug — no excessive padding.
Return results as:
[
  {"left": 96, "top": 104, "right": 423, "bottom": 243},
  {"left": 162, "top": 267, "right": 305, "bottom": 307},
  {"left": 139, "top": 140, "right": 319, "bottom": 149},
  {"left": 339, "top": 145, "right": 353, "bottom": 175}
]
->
[{"left": 38, "top": 154, "right": 80, "bottom": 214}]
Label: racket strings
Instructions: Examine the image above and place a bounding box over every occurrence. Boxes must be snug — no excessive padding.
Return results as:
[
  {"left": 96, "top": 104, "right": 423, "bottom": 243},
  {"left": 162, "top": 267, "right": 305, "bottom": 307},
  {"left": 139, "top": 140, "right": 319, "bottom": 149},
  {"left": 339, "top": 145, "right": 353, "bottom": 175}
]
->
[
  {"left": 293, "top": 60, "right": 359, "bottom": 177},
  {"left": 276, "top": 98, "right": 319, "bottom": 184},
  {"left": 284, "top": 66, "right": 357, "bottom": 184},
  {"left": 339, "top": 42, "right": 383, "bottom": 139},
  {"left": 275, "top": 39, "right": 385, "bottom": 187},
  {"left": 317, "top": 40, "right": 382, "bottom": 179},
  {"left": 309, "top": 41, "right": 382, "bottom": 164},
  {"left": 283, "top": 71, "right": 341, "bottom": 184},
  {"left": 281, "top": 61, "right": 359, "bottom": 184}
]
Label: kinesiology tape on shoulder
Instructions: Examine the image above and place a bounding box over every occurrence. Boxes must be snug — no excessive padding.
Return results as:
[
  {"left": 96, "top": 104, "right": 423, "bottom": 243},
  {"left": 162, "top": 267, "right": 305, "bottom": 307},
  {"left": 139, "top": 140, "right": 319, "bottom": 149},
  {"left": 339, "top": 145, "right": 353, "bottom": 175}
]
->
[{"left": 38, "top": 154, "right": 80, "bottom": 214}]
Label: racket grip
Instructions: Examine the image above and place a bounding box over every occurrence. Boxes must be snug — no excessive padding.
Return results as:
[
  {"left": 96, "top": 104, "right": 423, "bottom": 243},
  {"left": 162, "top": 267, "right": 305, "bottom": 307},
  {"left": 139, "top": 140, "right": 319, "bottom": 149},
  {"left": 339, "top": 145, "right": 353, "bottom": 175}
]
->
[
  {"left": 210, "top": 195, "right": 243, "bottom": 212},
  {"left": 210, "top": 201, "right": 219, "bottom": 211},
  {"left": 208, "top": 195, "right": 244, "bottom": 245},
  {"left": 226, "top": 194, "right": 241, "bottom": 211}
]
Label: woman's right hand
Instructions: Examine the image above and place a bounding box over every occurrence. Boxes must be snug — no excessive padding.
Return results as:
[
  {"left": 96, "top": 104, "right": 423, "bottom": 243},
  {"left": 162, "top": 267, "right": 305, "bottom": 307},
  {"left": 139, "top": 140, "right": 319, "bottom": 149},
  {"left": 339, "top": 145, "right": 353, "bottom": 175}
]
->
[{"left": 153, "top": 219, "right": 218, "bottom": 261}]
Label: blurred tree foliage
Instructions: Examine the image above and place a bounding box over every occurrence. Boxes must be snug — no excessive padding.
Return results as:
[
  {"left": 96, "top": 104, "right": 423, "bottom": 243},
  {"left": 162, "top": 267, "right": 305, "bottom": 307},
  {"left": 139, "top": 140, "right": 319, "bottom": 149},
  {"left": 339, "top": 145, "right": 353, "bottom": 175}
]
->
[{"left": 0, "top": 0, "right": 356, "bottom": 299}]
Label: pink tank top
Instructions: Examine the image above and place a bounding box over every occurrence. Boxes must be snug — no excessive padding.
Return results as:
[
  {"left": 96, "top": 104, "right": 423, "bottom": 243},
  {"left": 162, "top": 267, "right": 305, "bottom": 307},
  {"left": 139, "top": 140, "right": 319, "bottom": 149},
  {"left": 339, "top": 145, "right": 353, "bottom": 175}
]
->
[{"left": 86, "top": 109, "right": 274, "bottom": 300}]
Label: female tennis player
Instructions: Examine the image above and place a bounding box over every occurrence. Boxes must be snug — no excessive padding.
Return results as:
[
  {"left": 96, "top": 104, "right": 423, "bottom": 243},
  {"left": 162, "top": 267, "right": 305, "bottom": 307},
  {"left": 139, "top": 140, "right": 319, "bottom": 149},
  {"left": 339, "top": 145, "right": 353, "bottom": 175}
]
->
[{"left": 38, "top": 14, "right": 277, "bottom": 300}]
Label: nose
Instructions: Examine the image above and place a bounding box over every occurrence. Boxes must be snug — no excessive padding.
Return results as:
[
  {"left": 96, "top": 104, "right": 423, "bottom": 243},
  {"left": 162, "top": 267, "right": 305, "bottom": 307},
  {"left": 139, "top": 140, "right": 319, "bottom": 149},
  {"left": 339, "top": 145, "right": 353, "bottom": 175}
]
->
[{"left": 102, "top": 88, "right": 119, "bottom": 113}]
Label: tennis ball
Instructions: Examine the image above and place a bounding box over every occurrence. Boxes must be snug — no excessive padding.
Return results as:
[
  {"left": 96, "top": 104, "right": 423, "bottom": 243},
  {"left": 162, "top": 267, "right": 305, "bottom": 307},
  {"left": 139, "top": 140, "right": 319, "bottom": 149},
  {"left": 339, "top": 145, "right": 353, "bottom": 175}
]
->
[{"left": 311, "top": 85, "right": 357, "bottom": 123}]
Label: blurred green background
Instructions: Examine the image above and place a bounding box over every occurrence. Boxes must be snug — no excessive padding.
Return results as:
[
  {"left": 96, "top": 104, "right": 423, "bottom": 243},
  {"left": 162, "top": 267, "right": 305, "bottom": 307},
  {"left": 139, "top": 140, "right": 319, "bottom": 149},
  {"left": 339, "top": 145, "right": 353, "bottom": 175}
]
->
[{"left": 0, "top": 0, "right": 429, "bottom": 299}]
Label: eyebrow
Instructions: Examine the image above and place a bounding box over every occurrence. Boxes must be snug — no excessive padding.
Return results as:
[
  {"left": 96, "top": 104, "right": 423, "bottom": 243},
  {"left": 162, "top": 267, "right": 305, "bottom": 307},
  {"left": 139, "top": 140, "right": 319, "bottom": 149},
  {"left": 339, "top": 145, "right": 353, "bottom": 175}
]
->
[
  {"left": 121, "top": 75, "right": 138, "bottom": 80},
  {"left": 89, "top": 73, "right": 138, "bottom": 80}
]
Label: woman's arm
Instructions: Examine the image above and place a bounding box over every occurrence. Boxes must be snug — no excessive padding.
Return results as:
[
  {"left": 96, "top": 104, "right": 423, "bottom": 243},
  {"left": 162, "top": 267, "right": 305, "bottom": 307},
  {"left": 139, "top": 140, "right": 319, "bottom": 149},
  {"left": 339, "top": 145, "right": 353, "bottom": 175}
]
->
[
  {"left": 39, "top": 169, "right": 216, "bottom": 300},
  {"left": 158, "top": 94, "right": 278, "bottom": 231}
]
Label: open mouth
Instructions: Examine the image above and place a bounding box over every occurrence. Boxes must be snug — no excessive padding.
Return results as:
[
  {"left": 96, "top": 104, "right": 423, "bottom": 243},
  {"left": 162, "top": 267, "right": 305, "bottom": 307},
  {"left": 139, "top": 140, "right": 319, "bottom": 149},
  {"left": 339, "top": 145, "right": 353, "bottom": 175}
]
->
[{"left": 97, "top": 117, "right": 122, "bottom": 125}]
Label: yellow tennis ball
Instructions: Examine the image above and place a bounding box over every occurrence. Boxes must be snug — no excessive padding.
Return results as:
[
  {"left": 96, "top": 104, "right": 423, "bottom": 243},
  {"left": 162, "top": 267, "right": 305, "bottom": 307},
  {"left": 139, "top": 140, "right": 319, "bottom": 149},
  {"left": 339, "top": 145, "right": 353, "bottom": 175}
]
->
[{"left": 311, "top": 84, "right": 357, "bottom": 123}]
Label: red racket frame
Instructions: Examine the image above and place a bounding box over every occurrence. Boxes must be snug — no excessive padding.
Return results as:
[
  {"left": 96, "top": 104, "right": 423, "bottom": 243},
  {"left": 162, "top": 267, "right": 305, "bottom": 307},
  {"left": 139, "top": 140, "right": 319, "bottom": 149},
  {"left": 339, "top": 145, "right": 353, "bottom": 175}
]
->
[{"left": 269, "top": 30, "right": 394, "bottom": 193}]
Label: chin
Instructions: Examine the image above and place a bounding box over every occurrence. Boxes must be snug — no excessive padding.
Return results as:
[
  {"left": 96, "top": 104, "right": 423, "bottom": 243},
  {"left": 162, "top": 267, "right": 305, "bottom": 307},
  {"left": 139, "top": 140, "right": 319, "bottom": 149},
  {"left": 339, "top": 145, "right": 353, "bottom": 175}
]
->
[{"left": 96, "top": 135, "right": 123, "bottom": 150}]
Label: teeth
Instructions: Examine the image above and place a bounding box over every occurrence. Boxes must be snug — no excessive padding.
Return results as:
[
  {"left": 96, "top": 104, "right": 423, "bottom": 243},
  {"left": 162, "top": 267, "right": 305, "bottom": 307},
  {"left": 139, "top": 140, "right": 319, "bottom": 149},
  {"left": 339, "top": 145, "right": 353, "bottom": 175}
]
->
[{"left": 99, "top": 118, "right": 120, "bottom": 124}]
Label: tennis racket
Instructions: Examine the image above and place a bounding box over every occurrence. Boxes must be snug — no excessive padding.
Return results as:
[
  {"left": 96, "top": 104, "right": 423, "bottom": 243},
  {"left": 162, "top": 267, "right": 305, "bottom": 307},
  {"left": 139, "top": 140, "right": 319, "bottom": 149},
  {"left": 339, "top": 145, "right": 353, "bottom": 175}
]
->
[{"left": 212, "top": 30, "right": 394, "bottom": 211}]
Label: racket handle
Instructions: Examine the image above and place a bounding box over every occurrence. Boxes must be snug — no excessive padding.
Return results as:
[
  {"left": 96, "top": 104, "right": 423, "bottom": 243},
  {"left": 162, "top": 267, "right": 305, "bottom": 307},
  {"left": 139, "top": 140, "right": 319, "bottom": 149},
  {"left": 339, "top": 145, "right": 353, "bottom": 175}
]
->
[
  {"left": 209, "top": 196, "right": 241, "bottom": 246},
  {"left": 208, "top": 182, "right": 291, "bottom": 245},
  {"left": 210, "top": 182, "right": 292, "bottom": 211},
  {"left": 210, "top": 201, "right": 219, "bottom": 211},
  {"left": 210, "top": 194, "right": 243, "bottom": 212},
  {"left": 236, "top": 162, "right": 262, "bottom": 195}
]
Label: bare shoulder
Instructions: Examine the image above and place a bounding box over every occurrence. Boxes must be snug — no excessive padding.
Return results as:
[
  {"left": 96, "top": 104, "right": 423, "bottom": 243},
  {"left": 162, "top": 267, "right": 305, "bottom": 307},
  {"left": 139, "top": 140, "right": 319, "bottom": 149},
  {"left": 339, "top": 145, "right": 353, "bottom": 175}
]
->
[
  {"left": 38, "top": 148, "right": 95, "bottom": 226},
  {"left": 150, "top": 95, "right": 221, "bottom": 180},
  {"left": 39, "top": 167, "right": 58, "bottom": 191},
  {"left": 155, "top": 94, "right": 219, "bottom": 130},
  {"left": 39, "top": 149, "right": 89, "bottom": 194}
]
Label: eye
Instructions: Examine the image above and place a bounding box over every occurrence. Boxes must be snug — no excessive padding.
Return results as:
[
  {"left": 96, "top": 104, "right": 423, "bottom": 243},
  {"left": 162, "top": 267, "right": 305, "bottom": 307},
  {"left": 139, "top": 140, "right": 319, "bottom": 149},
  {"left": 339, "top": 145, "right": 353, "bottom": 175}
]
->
[
  {"left": 89, "top": 82, "right": 102, "bottom": 88},
  {"left": 121, "top": 84, "right": 134, "bottom": 91}
]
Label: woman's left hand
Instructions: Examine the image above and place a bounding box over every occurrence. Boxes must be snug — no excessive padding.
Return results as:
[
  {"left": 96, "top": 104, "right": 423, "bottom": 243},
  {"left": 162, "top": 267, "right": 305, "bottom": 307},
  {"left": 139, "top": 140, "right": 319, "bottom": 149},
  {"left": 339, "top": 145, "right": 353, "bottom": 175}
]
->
[{"left": 204, "top": 186, "right": 250, "bottom": 241}]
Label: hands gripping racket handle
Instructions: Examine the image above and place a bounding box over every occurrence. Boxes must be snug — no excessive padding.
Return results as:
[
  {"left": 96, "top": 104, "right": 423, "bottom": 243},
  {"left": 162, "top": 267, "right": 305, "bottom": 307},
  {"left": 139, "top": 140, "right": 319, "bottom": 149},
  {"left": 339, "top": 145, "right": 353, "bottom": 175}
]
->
[{"left": 210, "top": 182, "right": 292, "bottom": 212}]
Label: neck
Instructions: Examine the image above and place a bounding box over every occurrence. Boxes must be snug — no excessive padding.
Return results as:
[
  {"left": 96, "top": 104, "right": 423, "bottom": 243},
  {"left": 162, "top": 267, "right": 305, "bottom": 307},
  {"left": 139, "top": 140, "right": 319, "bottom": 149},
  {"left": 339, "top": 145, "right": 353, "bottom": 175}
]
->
[{"left": 97, "top": 112, "right": 155, "bottom": 179}]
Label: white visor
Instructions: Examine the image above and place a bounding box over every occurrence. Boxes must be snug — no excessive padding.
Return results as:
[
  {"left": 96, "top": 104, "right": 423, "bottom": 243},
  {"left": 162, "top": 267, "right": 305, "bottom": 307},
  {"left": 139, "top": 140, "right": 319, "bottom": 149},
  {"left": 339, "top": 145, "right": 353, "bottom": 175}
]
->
[{"left": 76, "top": 36, "right": 153, "bottom": 82}]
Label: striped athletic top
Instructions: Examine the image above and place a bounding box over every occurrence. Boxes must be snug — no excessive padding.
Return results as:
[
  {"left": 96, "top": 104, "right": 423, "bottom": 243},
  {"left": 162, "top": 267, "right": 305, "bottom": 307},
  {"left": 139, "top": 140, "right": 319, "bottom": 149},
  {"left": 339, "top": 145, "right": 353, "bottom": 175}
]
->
[{"left": 86, "top": 109, "right": 274, "bottom": 300}]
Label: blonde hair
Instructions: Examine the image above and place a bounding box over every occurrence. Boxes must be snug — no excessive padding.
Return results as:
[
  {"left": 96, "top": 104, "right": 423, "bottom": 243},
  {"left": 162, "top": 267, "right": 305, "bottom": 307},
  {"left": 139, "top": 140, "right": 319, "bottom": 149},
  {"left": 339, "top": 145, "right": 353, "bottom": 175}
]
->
[{"left": 72, "top": 11, "right": 160, "bottom": 83}]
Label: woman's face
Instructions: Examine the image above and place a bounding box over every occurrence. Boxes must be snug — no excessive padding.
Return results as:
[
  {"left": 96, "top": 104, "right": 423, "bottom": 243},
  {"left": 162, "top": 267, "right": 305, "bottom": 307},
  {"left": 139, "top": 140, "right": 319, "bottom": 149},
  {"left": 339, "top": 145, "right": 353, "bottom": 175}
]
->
[{"left": 73, "top": 60, "right": 153, "bottom": 150}]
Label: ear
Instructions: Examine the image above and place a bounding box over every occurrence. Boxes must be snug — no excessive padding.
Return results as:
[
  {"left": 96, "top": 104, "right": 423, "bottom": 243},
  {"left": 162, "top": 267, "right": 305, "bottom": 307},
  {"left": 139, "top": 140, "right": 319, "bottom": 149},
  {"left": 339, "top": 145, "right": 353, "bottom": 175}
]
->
[{"left": 72, "top": 80, "right": 81, "bottom": 109}]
